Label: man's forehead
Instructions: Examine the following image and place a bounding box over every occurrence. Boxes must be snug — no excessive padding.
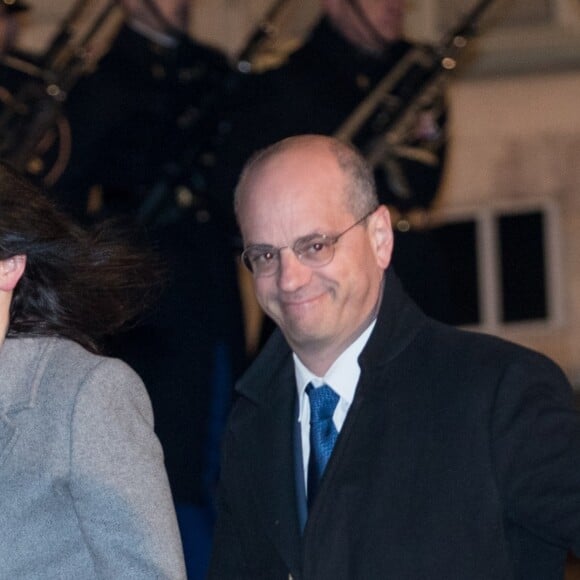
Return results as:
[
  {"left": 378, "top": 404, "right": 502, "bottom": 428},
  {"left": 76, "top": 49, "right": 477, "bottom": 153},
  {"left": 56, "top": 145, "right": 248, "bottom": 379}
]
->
[
  {"left": 240, "top": 187, "right": 353, "bottom": 246},
  {"left": 244, "top": 155, "right": 345, "bottom": 204},
  {"left": 242, "top": 177, "right": 349, "bottom": 221}
]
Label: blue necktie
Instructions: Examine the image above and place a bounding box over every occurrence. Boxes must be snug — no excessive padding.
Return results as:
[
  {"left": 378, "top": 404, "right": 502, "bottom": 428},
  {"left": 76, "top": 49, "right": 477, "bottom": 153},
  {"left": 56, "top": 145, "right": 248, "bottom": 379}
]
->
[{"left": 306, "top": 383, "right": 339, "bottom": 509}]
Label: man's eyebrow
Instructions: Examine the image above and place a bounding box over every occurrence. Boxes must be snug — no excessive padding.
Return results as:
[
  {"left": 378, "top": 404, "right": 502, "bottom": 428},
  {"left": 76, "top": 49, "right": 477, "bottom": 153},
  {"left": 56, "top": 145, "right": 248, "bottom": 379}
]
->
[
  {"left": 295, "top": 232, "right": 329, "bottom": 242},
  {"left": 244, "top": 224, "right": 336, "bottom": 249},
  {"left": 244, "top": 242, "right": 277, "bottom": 250}
]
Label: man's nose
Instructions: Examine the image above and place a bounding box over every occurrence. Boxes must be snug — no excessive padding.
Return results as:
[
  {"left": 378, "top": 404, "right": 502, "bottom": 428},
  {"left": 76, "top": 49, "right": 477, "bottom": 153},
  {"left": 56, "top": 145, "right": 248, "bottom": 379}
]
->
[{"left": 277, "top": 248, "right": 311, "bottom": 291}]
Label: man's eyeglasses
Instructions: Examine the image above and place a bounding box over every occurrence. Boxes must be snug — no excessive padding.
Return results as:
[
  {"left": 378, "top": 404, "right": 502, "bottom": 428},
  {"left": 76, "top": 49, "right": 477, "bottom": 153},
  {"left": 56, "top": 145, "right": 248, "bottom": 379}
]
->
[{"left": 241, "top": 209, "right": 376, "bottom": 278}]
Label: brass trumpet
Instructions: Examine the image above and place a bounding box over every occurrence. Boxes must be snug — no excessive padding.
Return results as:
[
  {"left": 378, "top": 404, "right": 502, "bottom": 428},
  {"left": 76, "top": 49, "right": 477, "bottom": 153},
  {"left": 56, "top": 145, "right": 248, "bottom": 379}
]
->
[{"left": 335, "top": 0, "right": 498, "bottom": 167}]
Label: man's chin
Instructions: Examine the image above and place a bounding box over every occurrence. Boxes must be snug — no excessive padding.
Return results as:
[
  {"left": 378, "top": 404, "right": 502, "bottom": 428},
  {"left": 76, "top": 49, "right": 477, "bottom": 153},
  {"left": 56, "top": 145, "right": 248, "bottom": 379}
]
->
[{"left": 282, "top": 321, "right": 330, "bottom": 351}]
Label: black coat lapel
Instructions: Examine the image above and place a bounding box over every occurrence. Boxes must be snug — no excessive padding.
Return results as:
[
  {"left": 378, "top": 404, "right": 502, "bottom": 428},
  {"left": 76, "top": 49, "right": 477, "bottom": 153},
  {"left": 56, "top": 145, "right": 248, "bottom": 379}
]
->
[{"left": 236, "top": 333, "right": 303, "bottom": 574}]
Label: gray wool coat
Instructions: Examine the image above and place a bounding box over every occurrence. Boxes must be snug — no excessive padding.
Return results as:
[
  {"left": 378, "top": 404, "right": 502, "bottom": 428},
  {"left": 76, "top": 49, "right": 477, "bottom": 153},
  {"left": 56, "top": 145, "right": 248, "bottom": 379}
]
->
[{"left": 0, "top": 336, "right": 186, "bottom": 579}]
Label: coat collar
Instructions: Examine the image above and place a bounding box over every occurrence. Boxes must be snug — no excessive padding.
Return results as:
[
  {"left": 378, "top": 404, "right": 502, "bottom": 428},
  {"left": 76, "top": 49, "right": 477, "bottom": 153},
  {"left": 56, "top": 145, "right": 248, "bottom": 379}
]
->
[
  {"left": 236, "top": 268, "right": 427, "bottom": 405},
  {"left": 0, "top": 337, "right": 55, "bottom": 467},
  {"left": 359, "top": 268, "right": 427, "bottom": 374},
  {"left": 233, "top": 345, "right": 303, "bottom": 575}
]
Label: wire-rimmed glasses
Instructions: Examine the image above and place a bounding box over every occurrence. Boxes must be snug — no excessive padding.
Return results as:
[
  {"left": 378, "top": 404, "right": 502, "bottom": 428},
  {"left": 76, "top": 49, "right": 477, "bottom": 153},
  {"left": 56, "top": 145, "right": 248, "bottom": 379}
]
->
[{"left": 241, "top": 209, "right": 376, "bottom": 277}]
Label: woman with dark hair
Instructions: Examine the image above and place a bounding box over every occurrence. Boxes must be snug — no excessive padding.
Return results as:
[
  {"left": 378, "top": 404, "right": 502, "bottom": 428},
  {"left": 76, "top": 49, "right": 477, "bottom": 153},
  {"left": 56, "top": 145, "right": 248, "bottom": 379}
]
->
[{"left": 0, "top": 161, "right": 186, "bottom": 579}]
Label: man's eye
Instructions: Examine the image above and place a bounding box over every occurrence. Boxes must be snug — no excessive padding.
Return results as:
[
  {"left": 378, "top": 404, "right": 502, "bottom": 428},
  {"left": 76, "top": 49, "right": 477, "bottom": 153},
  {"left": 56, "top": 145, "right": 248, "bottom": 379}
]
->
[
  {"left": 303, "top": 240, "right": 329, "bottom": 254},
  {"left": 254, "top": 250, "right": 276, "bottom": 263}
]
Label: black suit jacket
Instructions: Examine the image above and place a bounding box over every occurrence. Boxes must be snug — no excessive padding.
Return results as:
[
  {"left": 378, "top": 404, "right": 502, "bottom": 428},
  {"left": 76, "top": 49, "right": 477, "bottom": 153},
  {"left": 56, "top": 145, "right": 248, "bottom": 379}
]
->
[{"left": 209, "top": 269, "right": 580, "bottom": 579}]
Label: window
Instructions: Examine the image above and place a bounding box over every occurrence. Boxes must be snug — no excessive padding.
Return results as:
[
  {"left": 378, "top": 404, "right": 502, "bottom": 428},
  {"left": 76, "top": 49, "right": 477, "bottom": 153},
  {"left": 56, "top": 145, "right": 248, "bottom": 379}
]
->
[{"left": 428, "top": 199, "right": 564, "bottom": 333}]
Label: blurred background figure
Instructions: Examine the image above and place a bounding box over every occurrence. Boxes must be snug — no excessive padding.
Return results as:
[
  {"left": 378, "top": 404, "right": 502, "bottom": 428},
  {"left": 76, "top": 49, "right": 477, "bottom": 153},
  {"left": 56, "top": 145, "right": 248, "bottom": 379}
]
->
[
  {"left": 53, "top": 0, "right": 235, "bottom": 222},
  {"left": 210, "top": 0, "right": 452, "bottom": 348}
]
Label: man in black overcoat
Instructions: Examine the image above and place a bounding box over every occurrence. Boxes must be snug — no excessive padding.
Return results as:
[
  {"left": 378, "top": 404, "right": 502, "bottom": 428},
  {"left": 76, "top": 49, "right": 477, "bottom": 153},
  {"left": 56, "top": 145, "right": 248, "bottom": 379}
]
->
[{"left": 209, "top": 134, "right": 580, "bottom": 580}]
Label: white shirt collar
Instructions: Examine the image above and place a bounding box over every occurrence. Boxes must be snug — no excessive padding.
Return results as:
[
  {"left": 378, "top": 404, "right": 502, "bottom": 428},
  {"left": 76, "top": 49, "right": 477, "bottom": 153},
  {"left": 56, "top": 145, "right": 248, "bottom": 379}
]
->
[{"left": 294, "top": 319, "right": 377, "bottom": 423}]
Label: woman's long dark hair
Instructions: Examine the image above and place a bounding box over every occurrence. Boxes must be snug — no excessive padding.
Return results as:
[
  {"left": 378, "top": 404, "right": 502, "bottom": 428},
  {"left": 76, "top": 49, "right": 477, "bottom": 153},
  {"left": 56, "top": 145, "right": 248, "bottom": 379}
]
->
[{"left": 0, "top": 161, "right": 165, "bottom": 353}]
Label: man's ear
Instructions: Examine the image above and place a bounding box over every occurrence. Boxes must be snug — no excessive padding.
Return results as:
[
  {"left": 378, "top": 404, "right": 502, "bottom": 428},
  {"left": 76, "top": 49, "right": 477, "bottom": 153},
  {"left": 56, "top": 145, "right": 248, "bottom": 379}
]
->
[
  {"left": 0, "top": 255, "right": 26, "bottom": 292},
  {"left": 368, "top": 206, "right": 394, "bottom": 269}
]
